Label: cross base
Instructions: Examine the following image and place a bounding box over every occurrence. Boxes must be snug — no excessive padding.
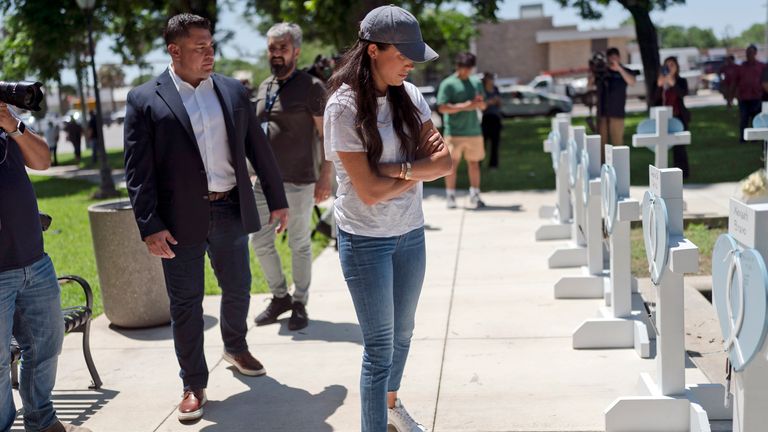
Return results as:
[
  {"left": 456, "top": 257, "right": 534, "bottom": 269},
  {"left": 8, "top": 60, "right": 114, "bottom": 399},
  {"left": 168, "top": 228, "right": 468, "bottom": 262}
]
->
[
  {"left": 554, "top": 268, "right": 607, "bottom": 298},
  {"left": 548, "top": 244, "right": 587, "bottom": 268},
  {"left": 539, "top": 205, "right": 556, "bottom": 219},
  {"left": 535, "top": 221, "right": 573, "bottom": 241},
  {"left": 605, "top": 374, "right": 732, "bottom": 432},
  {"left": 572, "top": 306, "right": 651, "bottom": 358}
]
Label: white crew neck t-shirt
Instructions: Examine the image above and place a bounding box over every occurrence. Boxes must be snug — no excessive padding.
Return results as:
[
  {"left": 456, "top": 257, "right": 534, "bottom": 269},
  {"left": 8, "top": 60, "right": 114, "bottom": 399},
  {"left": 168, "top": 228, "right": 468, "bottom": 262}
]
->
[{"left": 324, "top": 81, "right": 432, "bottom": 237}]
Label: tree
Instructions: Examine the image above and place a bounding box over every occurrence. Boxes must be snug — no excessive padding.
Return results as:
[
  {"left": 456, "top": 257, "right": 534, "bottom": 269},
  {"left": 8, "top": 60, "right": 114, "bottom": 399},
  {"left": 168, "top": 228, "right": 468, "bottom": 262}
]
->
[
  {"left": 658, "top": 25, "right": 719, "bottom": 49},
  {"left": 417, "top": 8, "right": 478, "bottom": 84},
  {"left": 733, "top": 23, "right": 765, "bottom": 48},
  {"left": 244, "top": 0, "right": 498, "bottom": 51},
  {"left": 98, "top": 64, "right": 126, "bottom": 112},
  {"left": 556, "top": 0, "right": 686, "bottom": 108}
]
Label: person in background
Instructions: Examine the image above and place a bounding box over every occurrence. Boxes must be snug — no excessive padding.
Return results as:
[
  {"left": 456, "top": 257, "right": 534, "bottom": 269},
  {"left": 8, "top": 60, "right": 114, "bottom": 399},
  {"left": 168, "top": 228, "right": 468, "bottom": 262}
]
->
[
  {"left": 590, "top": 47, "right": 638, "bottom": 157},
  {"left": 735, "top": 45, "right": 764, "bottom": 142},
  {"left": 480, "top": 72, "right": 503, "bottom": 170},
  {"left": 656, "top": 56, "right": 690, "bottom": 178},
  {"left": 249, "top": 22, "right": 332, "bottom": 331},
  {"left": 437, "top": 52, "right": 487, "bottom": 209},
  {"left": 720, "top": 55, "right": 738, "bottom": 107},
  {"left": 64, "top": 118, "right": 82, "bottom": 164},
  {"left": 44, "top": 119, "right": 60, "bottom": 167}
]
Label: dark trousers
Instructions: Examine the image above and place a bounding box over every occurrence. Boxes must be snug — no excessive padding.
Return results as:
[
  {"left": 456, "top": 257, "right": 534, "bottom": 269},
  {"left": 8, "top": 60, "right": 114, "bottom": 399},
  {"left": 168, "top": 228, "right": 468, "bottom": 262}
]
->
[
  {"left": 482, "top": 114, "right": 502, "bottom": 168},
  {"left": 739, "top": 99, "right": 762, "bottom": 142},
  {"left": 161, "top": 198, "right": 252, "bottom": 391},
  {"left": 70, "top": 136, "right": 81, "bottom": 160},
  {"left": 672, "top": 145, "right": 690, "bottom": 178},
  {"left": 672, "top": 118, "right": 691, "bottom": 178}
]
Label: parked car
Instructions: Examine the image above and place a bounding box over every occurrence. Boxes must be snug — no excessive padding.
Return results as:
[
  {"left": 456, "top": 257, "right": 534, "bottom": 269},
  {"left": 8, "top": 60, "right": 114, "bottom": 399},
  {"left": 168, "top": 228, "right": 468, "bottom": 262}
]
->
[
  {"left": 499, "top": 86, "right": 572, "bottom": 118},
  {"left": 417, "top": 85, "right": 438, "bottom": 112},
  {"left": 111, "top": 108, "right": 126, "bottom": 125},
  {"left": 624, "top": 63, "right": 702, "bottom": 99}
]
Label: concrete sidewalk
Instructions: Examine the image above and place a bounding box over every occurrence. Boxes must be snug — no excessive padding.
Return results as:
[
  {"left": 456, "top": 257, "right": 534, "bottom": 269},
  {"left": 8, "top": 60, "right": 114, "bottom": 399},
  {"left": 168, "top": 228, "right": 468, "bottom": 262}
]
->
[{"left": 12, "top": 189, "right": 722, "bottom": 432}]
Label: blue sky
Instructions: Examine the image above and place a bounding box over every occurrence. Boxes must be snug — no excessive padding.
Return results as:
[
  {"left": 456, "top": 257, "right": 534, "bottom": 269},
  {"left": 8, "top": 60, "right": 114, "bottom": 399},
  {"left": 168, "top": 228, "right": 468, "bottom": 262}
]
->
[{"left": 81, "top": 0, "right": 768, "bottom": 83}]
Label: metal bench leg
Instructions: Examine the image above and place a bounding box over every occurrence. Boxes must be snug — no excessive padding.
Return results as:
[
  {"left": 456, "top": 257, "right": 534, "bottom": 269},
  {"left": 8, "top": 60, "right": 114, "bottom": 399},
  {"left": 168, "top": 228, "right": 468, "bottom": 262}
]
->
[
  {"left": 81, "top": 322, "right": 102, "bottom": 390},
  {"left": 11, "top": 359, "right": 19, "bottom": 389}
]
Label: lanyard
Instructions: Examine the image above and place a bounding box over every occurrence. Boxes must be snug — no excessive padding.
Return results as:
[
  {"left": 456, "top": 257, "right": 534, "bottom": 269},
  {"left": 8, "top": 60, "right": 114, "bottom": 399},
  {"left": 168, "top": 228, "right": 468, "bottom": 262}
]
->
[{"left": 264, "top": 71, "right": 298, "bottom": 114}]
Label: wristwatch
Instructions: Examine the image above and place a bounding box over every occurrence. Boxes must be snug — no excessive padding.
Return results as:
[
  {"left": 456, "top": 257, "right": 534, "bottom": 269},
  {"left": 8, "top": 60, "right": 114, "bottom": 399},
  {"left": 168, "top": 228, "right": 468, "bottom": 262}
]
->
[{"left": 7, "top": 120, "right": 25, "bottom": 137}]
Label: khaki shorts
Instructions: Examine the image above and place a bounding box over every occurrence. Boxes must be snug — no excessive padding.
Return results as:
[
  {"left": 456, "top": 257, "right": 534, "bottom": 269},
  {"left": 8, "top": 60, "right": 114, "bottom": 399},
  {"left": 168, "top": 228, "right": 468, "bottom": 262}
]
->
[{"left": 446, "top": 135, "right": 485, "bottom": 162}]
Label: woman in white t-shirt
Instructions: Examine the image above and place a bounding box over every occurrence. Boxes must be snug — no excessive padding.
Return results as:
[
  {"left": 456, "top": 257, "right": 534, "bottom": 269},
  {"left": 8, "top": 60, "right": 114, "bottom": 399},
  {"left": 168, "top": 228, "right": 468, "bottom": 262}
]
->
[{"left": 323, "top": 5, "right": 451, "bottom": 432}]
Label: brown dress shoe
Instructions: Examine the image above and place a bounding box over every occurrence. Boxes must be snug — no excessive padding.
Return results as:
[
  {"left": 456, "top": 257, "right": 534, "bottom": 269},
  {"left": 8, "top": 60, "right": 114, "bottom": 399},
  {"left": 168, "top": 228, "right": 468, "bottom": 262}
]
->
[
  {"left": 222, "top": 350, "right": 267, "bottom": 376},
  {"left": 178, "top": 389, "right": 207, "bottom": 422},
  {"left": 41, "top": 420, "right": 93, "bottom": 432}
]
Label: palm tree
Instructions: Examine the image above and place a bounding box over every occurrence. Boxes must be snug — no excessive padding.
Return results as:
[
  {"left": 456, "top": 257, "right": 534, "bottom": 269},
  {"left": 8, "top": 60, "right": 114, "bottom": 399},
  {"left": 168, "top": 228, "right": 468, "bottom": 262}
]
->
[{"left": 98, "top": 64, "right": 125, "bottom": 113}]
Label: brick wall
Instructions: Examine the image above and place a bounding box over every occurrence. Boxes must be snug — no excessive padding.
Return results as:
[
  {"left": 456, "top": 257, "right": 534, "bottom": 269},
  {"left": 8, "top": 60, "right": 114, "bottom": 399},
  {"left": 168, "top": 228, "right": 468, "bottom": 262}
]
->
[
  {"left": 475, "top": 17, "right": 556, "bottom": 82},
  {"left": 548, "top": 40, "right": 592, "bottom": 73}
]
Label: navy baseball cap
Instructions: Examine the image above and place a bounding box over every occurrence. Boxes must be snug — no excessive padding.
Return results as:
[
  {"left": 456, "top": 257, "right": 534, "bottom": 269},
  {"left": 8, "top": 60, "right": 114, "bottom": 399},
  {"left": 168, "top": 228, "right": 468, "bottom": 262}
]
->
[{"left": 359, "top": 5, "right": 439, "bottom": 63}]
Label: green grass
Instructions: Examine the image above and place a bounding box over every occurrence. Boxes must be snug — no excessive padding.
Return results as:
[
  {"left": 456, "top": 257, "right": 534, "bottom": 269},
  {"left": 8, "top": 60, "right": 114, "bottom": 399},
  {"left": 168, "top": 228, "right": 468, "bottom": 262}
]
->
[
  {"left": 428, "top": 105, "right": 763, "bottom": 191},
  {"left": 631, "top": 223, "right": 726, "bottom": 278},
  {"left": 33, "top": 176, "right": 330, "bottom": 316},
  {"left": 57, "top": 148, "right": 125, "bottom": 170}
]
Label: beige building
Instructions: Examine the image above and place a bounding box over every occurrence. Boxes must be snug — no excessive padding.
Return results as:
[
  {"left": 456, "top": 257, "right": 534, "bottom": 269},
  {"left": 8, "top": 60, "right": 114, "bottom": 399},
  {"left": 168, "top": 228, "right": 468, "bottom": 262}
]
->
[{"left": 475, "top": 7, "right": 635, "bottom": 83}]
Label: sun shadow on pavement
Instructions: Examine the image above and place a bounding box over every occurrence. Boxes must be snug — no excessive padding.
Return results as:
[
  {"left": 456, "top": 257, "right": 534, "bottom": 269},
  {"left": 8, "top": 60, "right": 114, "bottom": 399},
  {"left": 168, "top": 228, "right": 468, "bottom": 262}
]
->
[
  {"left": 108, "top": 314, "right": 218, "bottom": 341},
  {"left": 200, "top": 374, "right": 347, "bottom": 432},
  {"left": 276, "top": 319, "right": 362, "bottom": 345},
  {"left": 11, "top": 388, "right": 119, "bottom": 432}
]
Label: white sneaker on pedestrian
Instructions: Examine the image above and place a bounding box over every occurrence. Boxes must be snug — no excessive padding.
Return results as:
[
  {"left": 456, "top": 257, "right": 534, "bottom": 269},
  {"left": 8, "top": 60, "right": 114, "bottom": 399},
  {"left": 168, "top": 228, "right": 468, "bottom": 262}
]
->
[
  {"left": 446, "top": 194, "right": 457, "bottom": 209},
  {"left": 469, "top": 193, "right": 486, "bottom": 209},
  {"left": 388, "top": 399, "right": 428, "bottom": 432}
]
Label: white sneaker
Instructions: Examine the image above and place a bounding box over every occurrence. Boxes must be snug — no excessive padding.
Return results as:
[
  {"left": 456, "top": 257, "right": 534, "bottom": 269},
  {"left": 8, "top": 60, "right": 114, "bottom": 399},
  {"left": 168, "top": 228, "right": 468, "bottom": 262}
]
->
[
  {"left": 469, "top": 193, "right": 486, "bottom": 209},
  {"left": 446, "top": 195, "right": 457, "bottom": 209},
  {"left": 388, "top": 399, "right": 428, "bottom": 432}
]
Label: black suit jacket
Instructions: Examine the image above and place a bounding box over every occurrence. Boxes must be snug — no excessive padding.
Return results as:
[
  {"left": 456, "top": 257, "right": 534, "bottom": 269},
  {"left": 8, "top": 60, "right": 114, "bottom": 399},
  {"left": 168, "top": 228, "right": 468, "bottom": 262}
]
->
[{"left": 124, "top": 70, "right": 288, "bottom": 245}]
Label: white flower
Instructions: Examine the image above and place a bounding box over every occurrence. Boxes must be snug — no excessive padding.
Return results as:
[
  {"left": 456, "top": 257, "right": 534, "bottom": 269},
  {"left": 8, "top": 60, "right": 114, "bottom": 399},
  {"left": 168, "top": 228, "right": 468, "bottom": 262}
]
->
[{"left": 741, "top": 169, "right": 768, "bottom": 198}]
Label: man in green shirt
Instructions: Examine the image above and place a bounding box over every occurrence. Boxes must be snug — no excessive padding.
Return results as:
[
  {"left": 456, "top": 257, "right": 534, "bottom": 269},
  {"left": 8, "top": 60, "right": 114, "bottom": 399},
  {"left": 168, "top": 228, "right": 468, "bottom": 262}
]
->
[{"left": 437, "top": 52, "right": 487, "bottom": 209}]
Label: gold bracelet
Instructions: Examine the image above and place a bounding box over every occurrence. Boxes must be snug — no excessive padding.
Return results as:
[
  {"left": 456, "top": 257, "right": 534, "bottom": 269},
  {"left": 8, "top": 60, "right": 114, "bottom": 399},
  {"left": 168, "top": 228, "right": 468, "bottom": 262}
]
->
[
  {"left": 404, "top": 161, "right": 413, "bottom": 180},
  {"left": 399, "top": 162, "right": 407, "bottom": 179}
]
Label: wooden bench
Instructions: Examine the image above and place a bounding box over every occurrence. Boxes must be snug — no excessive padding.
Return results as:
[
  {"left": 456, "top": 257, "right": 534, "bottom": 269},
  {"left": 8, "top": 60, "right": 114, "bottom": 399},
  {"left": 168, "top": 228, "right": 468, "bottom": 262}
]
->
[{"left": 10, "top": 275, "right": 102, "bottom": 390}]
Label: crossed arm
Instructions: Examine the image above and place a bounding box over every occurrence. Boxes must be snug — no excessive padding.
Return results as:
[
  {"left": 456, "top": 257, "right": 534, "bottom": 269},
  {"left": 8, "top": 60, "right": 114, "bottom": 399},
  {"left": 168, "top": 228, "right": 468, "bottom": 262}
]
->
[{"left": 336, "top": 120, "right": 452, "bottom": 206}]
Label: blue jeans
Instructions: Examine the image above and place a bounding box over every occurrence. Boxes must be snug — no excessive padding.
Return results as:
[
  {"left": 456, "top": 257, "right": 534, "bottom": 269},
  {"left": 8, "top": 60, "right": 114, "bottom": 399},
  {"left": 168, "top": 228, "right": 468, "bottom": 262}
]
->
[
  {"left": 0, "top": 255, "right": 64, "bottom": 432},
  {"left": 337, "top": 227, "right": 426, "bottom": 432},
  {"left": 161, "top": 199, "right": 252, "bottom": 391}
]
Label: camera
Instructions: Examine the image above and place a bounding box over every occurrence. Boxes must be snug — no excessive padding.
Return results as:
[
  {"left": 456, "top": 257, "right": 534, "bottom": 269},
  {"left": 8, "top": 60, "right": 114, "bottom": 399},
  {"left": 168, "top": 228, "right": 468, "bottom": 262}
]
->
[
  {"left": 589, "top": 52, "right": 609, "bottom": 82},
  {"left": 0, "top": 81, "right": 44, "bottom": 111}
]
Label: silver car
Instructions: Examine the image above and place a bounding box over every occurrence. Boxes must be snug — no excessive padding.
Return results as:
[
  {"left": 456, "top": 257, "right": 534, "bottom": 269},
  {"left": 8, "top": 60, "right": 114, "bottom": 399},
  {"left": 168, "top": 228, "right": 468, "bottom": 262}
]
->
[{"left": 499, "top": 85, "right": 573, "bottom": 118}]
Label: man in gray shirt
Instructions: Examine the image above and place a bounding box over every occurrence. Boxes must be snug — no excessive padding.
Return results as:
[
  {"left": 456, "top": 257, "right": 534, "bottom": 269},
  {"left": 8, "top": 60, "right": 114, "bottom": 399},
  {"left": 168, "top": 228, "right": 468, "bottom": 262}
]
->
[{"left": 250, "top": 22, "right": 332, "bottom": 331}]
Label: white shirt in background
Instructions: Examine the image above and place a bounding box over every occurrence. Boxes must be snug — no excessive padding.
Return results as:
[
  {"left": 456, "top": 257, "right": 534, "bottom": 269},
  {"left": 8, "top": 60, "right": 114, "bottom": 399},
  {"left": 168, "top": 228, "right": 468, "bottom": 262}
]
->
[{"left": 168, "top": 65, "right": 236, "bottom": 192}]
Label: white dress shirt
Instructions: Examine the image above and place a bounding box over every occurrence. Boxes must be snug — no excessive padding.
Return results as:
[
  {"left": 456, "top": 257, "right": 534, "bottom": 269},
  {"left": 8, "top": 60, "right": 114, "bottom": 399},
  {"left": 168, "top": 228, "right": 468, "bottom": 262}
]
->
[{"left": 168, "top": 65, "right": 236, "bottom": 192}]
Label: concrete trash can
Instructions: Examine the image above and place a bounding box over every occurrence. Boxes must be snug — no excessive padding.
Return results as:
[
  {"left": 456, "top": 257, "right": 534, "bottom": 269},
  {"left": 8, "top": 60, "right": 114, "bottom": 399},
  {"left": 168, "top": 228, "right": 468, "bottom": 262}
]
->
[{"left": 88, "top": 199, "right": 170, "bottom": 328}]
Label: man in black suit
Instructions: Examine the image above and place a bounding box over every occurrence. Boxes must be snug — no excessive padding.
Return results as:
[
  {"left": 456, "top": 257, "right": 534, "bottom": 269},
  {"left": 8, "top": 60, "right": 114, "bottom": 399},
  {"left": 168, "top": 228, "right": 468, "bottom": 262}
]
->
[{"left": 123, "top": 13, "right": 289, "bottom": 422}]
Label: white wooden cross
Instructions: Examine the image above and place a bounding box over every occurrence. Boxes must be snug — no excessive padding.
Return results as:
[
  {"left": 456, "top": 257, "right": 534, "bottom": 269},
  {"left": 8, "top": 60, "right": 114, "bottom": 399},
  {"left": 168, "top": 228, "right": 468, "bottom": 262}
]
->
[
  {"left": 743, "top": 102, "right": 768, "bottom": 172},
  {"left": 712, "top": 199, "right": 768, "bottom": 432},
  {"left": 553, "top": 134, "right": 605, "bottom": 298},
  {"left": 572, "top": 145, "right": 650, "bottom": 358},
  {"left": 604, "top": 166, "right": 731, "bottom": 432},
  {"left": 632, "top": 106, "right": 691, "bottom": 169},
  {"left": 537, "top": 116, "right": 573, "bottom": 240}
]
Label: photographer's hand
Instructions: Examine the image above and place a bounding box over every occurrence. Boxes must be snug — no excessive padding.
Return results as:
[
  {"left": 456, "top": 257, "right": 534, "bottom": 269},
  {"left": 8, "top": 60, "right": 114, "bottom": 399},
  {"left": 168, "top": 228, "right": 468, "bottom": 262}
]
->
[
  {"left": 0, "top": 103, "right": 50, "bottom": 170},
  {"left": 0, "top": 103, "right": 17, "bottom": 131}
]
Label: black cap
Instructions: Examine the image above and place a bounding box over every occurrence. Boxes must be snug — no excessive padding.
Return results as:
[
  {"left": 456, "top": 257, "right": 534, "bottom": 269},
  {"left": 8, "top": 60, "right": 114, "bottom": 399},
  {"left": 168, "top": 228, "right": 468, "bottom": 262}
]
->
[{"left": 359, "top": 5, "right": 439, "bottom": 63}]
